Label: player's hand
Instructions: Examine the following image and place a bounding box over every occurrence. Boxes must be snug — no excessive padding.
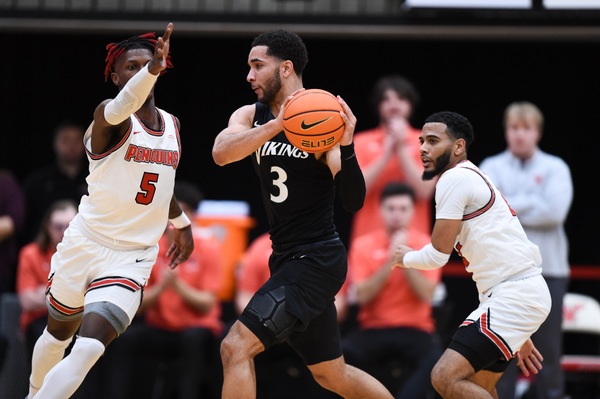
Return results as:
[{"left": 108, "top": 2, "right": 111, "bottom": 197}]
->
[
  {"left": 516, "top": 338, "right": 543, "bottom": 377},
  {"left": 392, "top": 243, "right": 414, "bottom": 269},
  {"left": 166, "top": 224, "right": 193, "bottom": 269},
  {"left": 273, "top": 88, "right": 305, "bottom": 131},
  {"left": 148, "top": 22, "right": 173, "bottom": 75},
  {"left": 337, "top": 96, "right": 356, "bottom": 147}
]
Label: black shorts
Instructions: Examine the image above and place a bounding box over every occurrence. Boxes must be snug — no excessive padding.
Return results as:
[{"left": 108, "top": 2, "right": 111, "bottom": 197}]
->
[
  {"left": 448, "top": 322, "right": 514, "bottom": 373},
  {"left": 239, "top": 238, "right": 346, "bottom": 365}
]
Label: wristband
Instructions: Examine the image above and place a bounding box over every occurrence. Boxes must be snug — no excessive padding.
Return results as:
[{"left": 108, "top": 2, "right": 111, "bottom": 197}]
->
[
  {"left": 169, "top": 212, "right": 191, "bottom": 229},
  {"left": 340, "top": 143, "right": 356, "bottom": 160}
]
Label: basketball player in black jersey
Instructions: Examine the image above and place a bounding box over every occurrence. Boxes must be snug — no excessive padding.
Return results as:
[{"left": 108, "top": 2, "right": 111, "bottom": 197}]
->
[{"left": 213, "top": 30, "right": 394, "bottom": 399}]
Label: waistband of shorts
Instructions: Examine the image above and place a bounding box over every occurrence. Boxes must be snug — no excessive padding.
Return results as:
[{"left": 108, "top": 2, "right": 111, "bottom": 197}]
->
[
  {"left": 505, "top": 268, "right": 542, "bottom": 282},
  {"left": 73, "top": 215, "right": 150, "bottom": 251},
  {"left": 271, "top": 235, "right": 341, "bottom": 253}
]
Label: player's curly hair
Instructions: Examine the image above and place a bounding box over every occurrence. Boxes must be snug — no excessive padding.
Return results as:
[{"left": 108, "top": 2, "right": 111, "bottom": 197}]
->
[
  {"left": 425, "top": 111, "right": 475, "bottom": 148},
  {"left": 104, "top": 32, "right": 173, "bottom": 81},
  {"left": 251, "top": 30, "right": 308, "bottom": 77}
]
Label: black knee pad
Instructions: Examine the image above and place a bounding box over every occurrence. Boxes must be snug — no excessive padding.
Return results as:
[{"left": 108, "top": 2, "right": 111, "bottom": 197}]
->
[{"left": 246, "top": 286, "right": 300, "bottom": 342}]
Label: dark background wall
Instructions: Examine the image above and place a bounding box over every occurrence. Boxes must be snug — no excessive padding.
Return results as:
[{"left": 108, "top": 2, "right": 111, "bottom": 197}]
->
[{"left": 1, "top": 31, "right": 598, "bottom": 267}]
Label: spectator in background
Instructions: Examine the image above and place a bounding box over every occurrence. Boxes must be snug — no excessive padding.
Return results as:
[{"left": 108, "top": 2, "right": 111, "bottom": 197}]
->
[
  {"left": 342, "top": 182, "right": 442, "bottom": 399},
  {"left": 22, "top": 121, "right": 88, "bottom": 243},
  {"left": 16, "top": 200, "right": 77, "bottom": 360},
  {"left": 0, "top": 169, "right": 26, "bottom": 294},
  {"left": 172, "top": 180, "right": 207, "bottom": 239},
  {"left": 235, "top": 232, "right": 272, "bottom": 316},
  {"left": 480, "top": 101, "right": 573, "bottom": 399},
  {"left": 105, "top": 180, "right": 222, "bottom": 399},
  {"left": 351, "top": 75, "right": 435, "bottom": 244}
]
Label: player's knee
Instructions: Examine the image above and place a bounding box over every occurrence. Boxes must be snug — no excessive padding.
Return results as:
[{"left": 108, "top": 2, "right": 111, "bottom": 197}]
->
[
  {"left": 309, "top": 359, "right": 346, "bottom": 393},
  {"left": 312, "top": 369, "right": 337, "bottom": 392},
  {"left": 220, "top": 326, "right": 250, "bottom": 366},
  {"left": 431, "top": 362, "right": 450, "bottom": 396}
]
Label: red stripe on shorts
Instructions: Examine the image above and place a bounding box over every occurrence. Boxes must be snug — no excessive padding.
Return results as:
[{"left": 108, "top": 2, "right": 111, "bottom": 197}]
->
[
  {"left": 48, "top": 294, "right": 84, "bottom": 316},
  {"left": 480, "top": 311, "right": 513, "bottom": 360},
  {"left": 86, "top": 276, "right": 141, "bottom": 294}
]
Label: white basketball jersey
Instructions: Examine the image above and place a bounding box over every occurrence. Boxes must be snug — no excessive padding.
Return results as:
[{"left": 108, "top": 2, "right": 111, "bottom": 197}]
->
[
  {"left": 78, "top": 108, "right": 180, "bottom": 248},
  {"left": 435, "top": 160, "right": 542, "bottom": 294}
]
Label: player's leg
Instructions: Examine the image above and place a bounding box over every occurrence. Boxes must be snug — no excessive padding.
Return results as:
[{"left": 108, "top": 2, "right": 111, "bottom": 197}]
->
[
  {"left": 221, "top": 260, "right": 306, "bottom": 399},
  {"left": 431, "top": 348, "right": 502, "bottom": 399},
  {"left": 33, "top": 313, "right": 112, "bottom": 398},
  {"left": 28, "top": 315, "right": 80, "bottom": 398},
  {"left": 308, "top": 357, "right": 394, "bottom": 399},
  {"left": 34, "top": 278, "right": 144, "bottom": 398},
  {"left": 292, "top": 304, "right": 393, "bottom": 399},
  {"left": 220, "top": 320, "right": 266, "bottom": 399},
  {"left": 28, "top": 223, "right": 88, "bottom": 398}
]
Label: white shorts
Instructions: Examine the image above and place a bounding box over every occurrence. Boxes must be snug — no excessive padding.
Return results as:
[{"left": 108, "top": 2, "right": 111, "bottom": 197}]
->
[
  {"left": 462, "top": 274, "right": 551, "bottom": 360},
  {"left": 47, "top": 221, "right": 158, "bottom": 325}
]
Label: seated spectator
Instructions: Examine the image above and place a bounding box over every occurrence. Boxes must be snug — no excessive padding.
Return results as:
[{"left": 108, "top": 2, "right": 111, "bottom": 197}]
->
[
  {"left": 22, "top": 121, "right": 87, "bottom": 243},
  {"left": 0, "top": 169, "right": 26, "bottom": 294},
  {"left": 105, "top": 181, "right": 223, "bottom": 399},
  {"left": 16, "top": 199, "right": 77, "bottom": 360},
  {"left": 342, "top": 182, "right": 443, "bottom": 399}
]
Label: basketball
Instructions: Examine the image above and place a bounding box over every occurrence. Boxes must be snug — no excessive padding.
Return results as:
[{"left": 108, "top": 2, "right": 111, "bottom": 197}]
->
[{"left": 282, "top": 89, "right": 345, "bottom": 153}]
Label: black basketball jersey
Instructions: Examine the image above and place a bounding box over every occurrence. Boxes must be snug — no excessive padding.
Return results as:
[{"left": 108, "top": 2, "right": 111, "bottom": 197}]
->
[{"left": 251, "top": 102, "right": 337, "bottom": 248}]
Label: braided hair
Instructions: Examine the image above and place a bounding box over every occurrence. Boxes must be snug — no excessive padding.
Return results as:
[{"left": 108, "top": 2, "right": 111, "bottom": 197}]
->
[{"left": 104, "top": 32, "right": 173, "bottom": 81}]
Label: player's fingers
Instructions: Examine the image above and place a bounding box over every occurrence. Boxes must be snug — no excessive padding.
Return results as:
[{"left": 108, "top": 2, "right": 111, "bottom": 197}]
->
[
  {"left": 162, "top": 22, "right": 173, "bottom": 42},
  {"left": 525, "top": 357, "right": 540, "bottom": 375},
  {"left": 530, "top": 354, "right": 543, "bottom": 371},
  {"left": 168, "top": 249, "right": 181, "bottom": 269},
  {"left": 165, "top": 243, "right": 176, "bottom": 257}
]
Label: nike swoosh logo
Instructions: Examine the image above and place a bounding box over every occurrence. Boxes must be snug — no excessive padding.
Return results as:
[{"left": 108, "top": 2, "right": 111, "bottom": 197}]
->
[
  {"left": 133, "top": 131, "right": 142, "bottom": 135},
  {"left": 135, "top": 258, "right": 147, "bottom": 263},
  {"left": 254, "top": 121, "right": 260, "bottom": 127},
  {"left": 301, "top": 117, "right": 331, "bottom": 130}
]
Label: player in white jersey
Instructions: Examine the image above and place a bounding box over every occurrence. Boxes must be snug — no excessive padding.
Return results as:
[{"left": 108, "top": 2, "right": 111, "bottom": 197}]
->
[
  {"left": 392, "top": 111, "right": 551, "bottom": 399},
  {"left": 26, "top": 23, "right": 194, "bottom": 399}
]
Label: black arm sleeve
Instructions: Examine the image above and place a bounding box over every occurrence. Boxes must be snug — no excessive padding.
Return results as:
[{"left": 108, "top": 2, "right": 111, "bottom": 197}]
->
[{"left": 335, "top": 143, "right": 366, "bottom": 213}]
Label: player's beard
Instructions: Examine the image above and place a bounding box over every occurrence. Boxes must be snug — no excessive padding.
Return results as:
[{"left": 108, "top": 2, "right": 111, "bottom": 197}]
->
[
  {"left": 422, "top": 148, "right": 451, "bottom": 181},
  {"left": 258, "top": 69, "right": 282, "bottom": 105}
]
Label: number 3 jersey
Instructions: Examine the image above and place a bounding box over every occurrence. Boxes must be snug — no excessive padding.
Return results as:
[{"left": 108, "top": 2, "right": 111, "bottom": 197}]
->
[
  {"left": 251, "top": 102, "right": 337, "bottom": 248},
  {"left": 78, "top": 108, "right": 181, "bottom": 249}
]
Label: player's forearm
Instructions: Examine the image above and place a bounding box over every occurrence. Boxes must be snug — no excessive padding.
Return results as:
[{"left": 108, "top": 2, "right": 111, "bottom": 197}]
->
[
  {"left": 336, "top": 143, "right": 366, "bottom": 213},
  {"left": 103, "top": 64, "right": 158, "bottom": 125},
  {"left": 213, "top": 120, "right": 281, "bottom": 165}
]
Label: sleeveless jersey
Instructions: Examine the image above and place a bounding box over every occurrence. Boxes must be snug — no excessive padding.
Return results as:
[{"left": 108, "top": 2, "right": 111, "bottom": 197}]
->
[
  {"left": 78, "top": 108, "right": 181, "bottom": 248},
  {"left": 435, "top": 160, "right": 542, "bottom": 295},
  {"left": 251, "top": 102, "right": 337, "bottom": 248}
]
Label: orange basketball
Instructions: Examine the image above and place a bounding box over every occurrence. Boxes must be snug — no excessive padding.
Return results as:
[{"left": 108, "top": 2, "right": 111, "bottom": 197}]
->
[{"left": 282, "top": 89, "right": 345, "bottom": 153}]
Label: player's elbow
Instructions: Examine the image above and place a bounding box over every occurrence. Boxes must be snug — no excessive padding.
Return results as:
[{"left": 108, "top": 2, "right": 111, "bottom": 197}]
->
[{"left": 212, "top": 146, "right": 229, "bottom": 166}]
